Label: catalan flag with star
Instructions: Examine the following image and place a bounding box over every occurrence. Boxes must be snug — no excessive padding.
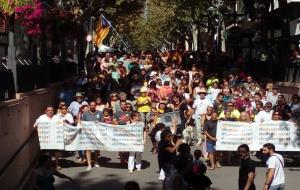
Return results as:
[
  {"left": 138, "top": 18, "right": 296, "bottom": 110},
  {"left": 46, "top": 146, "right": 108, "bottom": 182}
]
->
[{"left": 93, "top": 15, "right": 110, "bottom": 48}]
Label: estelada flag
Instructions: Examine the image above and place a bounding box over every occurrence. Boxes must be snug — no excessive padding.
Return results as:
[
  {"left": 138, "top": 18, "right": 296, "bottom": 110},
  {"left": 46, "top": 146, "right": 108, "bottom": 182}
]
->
[{"left": 94, "top": 16, "right": 110, "bottom": 47}]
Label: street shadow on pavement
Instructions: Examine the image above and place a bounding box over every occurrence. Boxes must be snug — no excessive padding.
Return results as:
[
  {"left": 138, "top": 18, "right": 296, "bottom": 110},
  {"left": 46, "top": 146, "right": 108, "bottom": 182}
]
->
[
  {"left": 219, "top": 151, "right": 300, "bottom": 168},
  {"left": 144, "top": 181, "right": 162, "bottom": 190},
  {"left": 60, "top": 151, "right": 77, "bottom": 158},
  {"left": 55, "top": 175, "right": 125, "bottom": 190},
  {"left": 55, "top": 173, "right": 161, "bottom": 190},
  {"left": 58, "top": 158, "right": 86, "bottom": 168},
  {"left": 95, "top": 157, "right": 151, "bottom": 170},
  {"left": 288, "top": 168, "right": 300, "bottom": 171},
  {"left": 141, "top": 160, "right": 151, "bottom": 169},
  {"left": 97, "top": 156, "right": 126, "bottom": 169}
]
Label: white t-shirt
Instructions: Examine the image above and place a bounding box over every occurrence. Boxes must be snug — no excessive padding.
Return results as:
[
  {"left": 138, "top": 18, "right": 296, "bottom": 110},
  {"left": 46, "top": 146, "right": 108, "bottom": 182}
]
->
[
  {"left": 266, "top": 153, "right": 285, "bottom": 186},
  {"left": 192, "top": 98, "right": 213, "bottom": 118},
  {"left": 155, "top": 130, "right": 162, "bottom": 142},
  {"left": 55, "top": 113, "right": 74, "bottom": 124},
  {"left": 207, "top": 88, "right": 221, "bottom": 102},
  {"left": 34, "top": 114, "right": 60, "bottom": 127},
  {"left": 254, "top": 110, "right": 273, "bottom": 123},
  {"left": 266, "top": 92, "right": 280, "bottom": 106}
]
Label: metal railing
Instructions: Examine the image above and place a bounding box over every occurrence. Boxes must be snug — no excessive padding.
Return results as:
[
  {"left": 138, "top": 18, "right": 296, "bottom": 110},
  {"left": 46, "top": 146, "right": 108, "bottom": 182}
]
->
[
  {"left": 284, "top": 62, "right": 300, "bottom": 82},
  {"left": 0, "top": 61, "right": 77, "bottom": 101}
]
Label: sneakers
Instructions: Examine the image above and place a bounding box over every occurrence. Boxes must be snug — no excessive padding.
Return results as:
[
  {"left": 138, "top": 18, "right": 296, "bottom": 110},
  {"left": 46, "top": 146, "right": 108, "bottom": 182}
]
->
[
  {"left": 56, "top": 165, "right": 62, "bottom": 170},
  {"left": 86, "top": 166, "right": 92, "bottom": 171},
  {"left": 94, "top": 163, "right": 100, "bottom": 167},
  {"left": 137, "top": 168, "right": 141, "bottom": 172},
  {"left": 129, "top": 170, "right": 133, "bottom": 174},
  {"left": 216, "top": 163, "right": 222, "bottom": 168}
]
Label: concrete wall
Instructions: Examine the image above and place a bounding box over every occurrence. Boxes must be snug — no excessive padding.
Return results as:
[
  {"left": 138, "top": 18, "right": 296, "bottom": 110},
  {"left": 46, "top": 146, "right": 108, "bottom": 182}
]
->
[{"left": 0, "top": 83, "right": 63, "bottom": 190}]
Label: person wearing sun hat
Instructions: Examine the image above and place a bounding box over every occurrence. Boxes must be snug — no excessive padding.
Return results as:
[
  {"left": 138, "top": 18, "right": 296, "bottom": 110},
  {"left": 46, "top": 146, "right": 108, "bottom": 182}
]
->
[
  {"left": 191, "top": 88, "right": 213, "bottom": 146},
  {"left": 68, "top": 92, "right": 85, "bottom": 119},
  {"left": 148, "top": 71, "right": 158, "bottom": 85},
  {"left": 136, "top": 86, "right": 152, "bottom": 123}
]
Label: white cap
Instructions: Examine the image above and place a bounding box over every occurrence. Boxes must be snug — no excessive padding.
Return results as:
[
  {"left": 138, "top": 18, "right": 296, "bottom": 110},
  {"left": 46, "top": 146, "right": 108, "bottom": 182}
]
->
[{"left": 149, "top": 71, "right": 157, "bottom": 77}]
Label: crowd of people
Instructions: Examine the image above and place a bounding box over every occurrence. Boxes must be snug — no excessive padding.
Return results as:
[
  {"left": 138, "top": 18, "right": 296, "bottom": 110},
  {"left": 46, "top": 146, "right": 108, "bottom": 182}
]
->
[{"left": 33, "top": 50, "right": 299, "bottom": 189}]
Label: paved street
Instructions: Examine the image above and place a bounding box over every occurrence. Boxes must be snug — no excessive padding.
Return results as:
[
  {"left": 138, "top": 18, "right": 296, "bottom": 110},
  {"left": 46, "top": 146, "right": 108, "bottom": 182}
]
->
[{"left": 54, "top": 139, "right": 300, "bottom": 190}]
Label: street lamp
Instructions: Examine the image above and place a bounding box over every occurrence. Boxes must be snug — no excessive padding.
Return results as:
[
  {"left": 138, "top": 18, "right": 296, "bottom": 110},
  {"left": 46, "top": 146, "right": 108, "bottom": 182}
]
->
[{"left": 86, "top": 34, "right": 92, "bottom": 42}]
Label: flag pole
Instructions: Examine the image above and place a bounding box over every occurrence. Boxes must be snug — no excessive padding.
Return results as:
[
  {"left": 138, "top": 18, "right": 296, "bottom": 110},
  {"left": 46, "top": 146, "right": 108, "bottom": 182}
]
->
[{"left": 100, "top": 14, "right": 130, "bottom": 52}]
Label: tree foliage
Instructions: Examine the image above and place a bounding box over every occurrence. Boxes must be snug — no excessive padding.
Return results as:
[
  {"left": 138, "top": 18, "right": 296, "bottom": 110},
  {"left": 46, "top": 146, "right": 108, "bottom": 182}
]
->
[
  {"left": 106, "top": 0, "right": 212, "bottom": 50},
  {"left": 0, "top": 0, "right": 33, "bottom": 14}
]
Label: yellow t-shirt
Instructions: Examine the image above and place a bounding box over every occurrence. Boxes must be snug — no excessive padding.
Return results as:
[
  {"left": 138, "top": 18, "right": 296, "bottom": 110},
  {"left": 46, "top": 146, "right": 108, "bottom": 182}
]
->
[
  {"left": 218, "top": 109, "right": 240, "bottom": 119},
  {"left": 137, "top": 96, "right": 151, "bottom": 113}
]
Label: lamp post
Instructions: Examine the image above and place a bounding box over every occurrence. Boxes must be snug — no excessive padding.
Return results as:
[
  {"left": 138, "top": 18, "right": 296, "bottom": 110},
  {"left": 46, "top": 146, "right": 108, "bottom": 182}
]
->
[
  {"left": 85, "top": 16, "right": 95, "bottom": 56},
  {"left": 207, "top": 0, "right": 227, "bottom": 54}
]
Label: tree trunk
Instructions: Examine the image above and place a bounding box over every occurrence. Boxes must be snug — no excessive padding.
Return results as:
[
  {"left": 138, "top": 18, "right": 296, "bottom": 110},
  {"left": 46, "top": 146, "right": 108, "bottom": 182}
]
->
[
  {"left": 7, "top": 13, "right": 17, "bottom": 92},
  {"left": 192, "top": 24, "right": 198, "bottom": 51}
]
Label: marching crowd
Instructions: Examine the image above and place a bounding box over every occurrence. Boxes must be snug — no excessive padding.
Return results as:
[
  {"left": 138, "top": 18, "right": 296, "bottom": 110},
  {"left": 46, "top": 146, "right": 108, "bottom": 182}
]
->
[{"left": 33, "top": 51, "right": 300, "bottom": 190}]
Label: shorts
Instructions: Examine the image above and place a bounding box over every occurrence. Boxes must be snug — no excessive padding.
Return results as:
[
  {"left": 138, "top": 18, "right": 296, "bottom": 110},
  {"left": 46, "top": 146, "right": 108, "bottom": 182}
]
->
[{"left": 206, "top": 142, "right": 216, "bottom": 153}]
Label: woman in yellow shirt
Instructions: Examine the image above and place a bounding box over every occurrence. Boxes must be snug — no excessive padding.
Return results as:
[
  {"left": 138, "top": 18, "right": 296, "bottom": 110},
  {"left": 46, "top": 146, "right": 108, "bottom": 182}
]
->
[{"left": 136, "top": 86, "right": 152, "bottom": 123}]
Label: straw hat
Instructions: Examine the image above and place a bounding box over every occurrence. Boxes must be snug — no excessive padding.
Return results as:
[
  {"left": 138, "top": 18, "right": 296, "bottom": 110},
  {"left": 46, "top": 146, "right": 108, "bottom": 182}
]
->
[
  {"left": 198, "top": 88, "right": 207, "bottom": 94},
  {"left": 140, "top": 86, "right": 148, "bottom": 93},
  {"left": 75, "top": 92, "right": 84, "bottom": 97}
]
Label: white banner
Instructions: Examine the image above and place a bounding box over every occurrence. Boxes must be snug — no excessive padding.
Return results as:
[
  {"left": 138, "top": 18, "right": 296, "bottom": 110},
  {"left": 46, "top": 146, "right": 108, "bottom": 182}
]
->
[
  {"left": 37, "top": 121, "right": 144, "bottom": 152},
  {"left": 216, "top": 121, "right": 253, "bottom": 151},
  {"left": 216, "top": 121, "right": 300, "bottom": 151},
  {"left": 37, "top": 122, "right": 64, "bottom": 150}
]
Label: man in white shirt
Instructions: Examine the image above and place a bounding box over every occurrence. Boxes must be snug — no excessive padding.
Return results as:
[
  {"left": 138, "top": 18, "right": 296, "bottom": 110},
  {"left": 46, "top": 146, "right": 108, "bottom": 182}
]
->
[
  {"left": 192, "top": 89, "right": 213, "bottom": 145},
  {"left": 34, "top": 106, "right": 62, "bottom": 169},
  {"left": 255, "top": 102, "right": 274, "bottom": 123},
  {"left": 55, "top": 105, "right": 74, "bottom": 125},
  {"left": 262, "top": 143, "right": 285, "bottom": 190},
  {"left": 34, "top": 106, "right": 60, "bottom": 127}
]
